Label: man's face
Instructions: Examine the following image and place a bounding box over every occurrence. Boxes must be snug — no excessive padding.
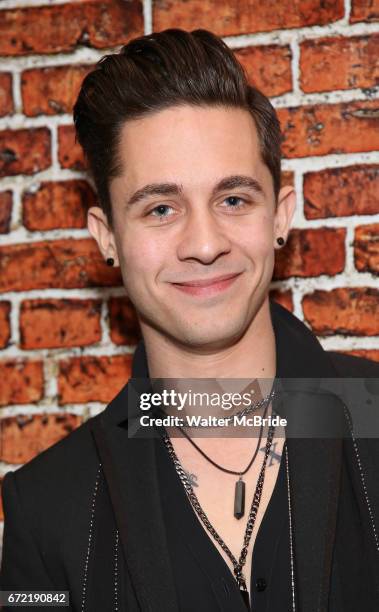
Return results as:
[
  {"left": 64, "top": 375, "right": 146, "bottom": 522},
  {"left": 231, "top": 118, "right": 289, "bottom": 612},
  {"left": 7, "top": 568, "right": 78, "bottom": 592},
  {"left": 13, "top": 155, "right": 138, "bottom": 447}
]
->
[{"left": 89, "top": 104, "right": 295, "bottom": 350}]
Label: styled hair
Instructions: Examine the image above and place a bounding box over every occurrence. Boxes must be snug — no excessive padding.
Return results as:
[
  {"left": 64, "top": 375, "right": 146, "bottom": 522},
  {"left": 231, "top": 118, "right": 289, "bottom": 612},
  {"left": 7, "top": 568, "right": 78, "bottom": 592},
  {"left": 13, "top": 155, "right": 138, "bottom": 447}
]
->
[{"left": 73, "top": 28, "right": 282, "bottom": 231}]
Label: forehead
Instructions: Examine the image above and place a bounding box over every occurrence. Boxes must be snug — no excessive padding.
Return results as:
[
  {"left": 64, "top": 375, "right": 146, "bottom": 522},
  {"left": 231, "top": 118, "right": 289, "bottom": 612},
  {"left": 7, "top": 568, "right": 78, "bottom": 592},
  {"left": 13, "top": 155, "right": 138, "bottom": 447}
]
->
[{"left": 114, "top": 105, "right": 271, "bottom": 193}]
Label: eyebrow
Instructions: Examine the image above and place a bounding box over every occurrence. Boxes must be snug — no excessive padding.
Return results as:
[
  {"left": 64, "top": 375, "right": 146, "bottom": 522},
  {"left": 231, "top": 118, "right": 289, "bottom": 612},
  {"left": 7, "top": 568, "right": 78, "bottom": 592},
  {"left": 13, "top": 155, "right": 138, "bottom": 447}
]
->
[{"left": 123, "top": 174, "right": 265, "bottom": 211}]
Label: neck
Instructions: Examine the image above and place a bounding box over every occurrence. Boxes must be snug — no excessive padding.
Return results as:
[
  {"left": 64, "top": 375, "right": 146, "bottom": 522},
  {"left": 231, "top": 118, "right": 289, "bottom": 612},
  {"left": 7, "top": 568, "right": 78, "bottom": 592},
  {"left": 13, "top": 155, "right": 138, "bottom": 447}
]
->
[{"left": 140, "top": 298, "right": 276, "bottom": 437}]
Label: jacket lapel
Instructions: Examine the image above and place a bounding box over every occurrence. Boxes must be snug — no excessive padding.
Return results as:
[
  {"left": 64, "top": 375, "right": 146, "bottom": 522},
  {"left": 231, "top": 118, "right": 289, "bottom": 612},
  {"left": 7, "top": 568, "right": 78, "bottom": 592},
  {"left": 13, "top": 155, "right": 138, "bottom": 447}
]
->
[
  {"left": 285, "top": 437, "right": 342, "bottom": 611},
  {"left": 90, "top": 300, "right": 344, "bottom": 612},
  {"left": 90, "top": 381, "right": 179, "bottom": 612},
  {"left": 271, "top": 301, "right": 343, "bottom": 611}
]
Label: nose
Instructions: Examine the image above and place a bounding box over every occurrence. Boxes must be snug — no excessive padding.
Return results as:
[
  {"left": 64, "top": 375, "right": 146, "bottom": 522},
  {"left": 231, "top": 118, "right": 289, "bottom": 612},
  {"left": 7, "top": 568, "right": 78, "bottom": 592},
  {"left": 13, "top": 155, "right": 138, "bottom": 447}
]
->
[{"left": 176, "top": 206, "right": 232, "bottom": 264}]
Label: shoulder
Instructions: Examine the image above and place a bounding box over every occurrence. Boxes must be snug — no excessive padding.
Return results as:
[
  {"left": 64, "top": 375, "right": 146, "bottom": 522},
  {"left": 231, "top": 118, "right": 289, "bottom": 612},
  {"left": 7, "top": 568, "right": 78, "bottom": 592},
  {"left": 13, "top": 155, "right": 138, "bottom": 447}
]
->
[
  {"left": 1, "top": 413, "right": 102, "bottom": 536},
  {"left": 3, "top": 376, "right": 129, "bottom": 517},
  {"left": 327, "top": 351, "right": 379, "bottom": 377},
  {"left": 10, "top": 413, "right": 100, "bottom": 487}
]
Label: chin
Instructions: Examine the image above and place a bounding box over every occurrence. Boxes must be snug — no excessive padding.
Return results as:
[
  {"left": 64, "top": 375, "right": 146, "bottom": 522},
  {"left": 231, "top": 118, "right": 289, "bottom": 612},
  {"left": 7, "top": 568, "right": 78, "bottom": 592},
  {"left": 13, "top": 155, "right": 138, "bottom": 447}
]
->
[{"left": 170, "top": 319, "right": 247, "bottom": 352}]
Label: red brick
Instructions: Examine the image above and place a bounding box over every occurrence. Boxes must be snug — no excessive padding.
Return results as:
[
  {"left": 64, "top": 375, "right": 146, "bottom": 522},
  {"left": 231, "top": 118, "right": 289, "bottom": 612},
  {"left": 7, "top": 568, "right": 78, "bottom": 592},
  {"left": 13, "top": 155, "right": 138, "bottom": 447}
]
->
[
  {"left": 0, "top": 128, "right": 51, "bottom": 177},
  {"left": 302, "top": 287, "right": 379, "bottom": 336},
  {"left": 273, "top": 228, "right": 346, "bottom": 279},
  {"left": 108, "top": 297, "right": 142, "bottom": 345},
  {"left": 0, "top": 360, "right": 44, "bottom": 406},
  {"left": 300, "top": 34, "right": 379, "bottom": 92},
  {"left": 0, "top": 1, "right": 143, "bottom": 56},
  {"left": 58, "top": 354, "right": 133, "bottom": 404},
  {"left": 153, "top": 0, "right": 344, "bottom": 36},
  {"left": 354, "top": 224, "right": 379, "bottom": 274},
  {"left": 278, "top": 100, "right": 379, "bottom": 158},
  {"left": 0, "top": 414, "right": 81, "bottom": 464},
  {"left": 0, "top": 302, "right": 11, "bottom": 349},
  {"left": 340, "top": 349, "right": 379, "bottom": 362},
  {"left": 0, "top": 190, "right": 12, "bottom": 232},
  {"left": 0, "top": 73, "right": 13, "bottom": 117},
  {"left": 21, "top": 65, "right": 93, "bottom": 117},
  {"left": 20, "top": 299, "right": 102, "bottom": 350},
  {"left": 22, "top": 180, "right": 96, "bottom": 231},
  {"left": 234, "top": 45, "right": 292, "bottom": 97},
  {"left": 0, "top": 238, "right": 122, "bottom": 293},
  {"left": 350, "top": 0, "right": 379, "bottom": 23},
  {"left": 304, "top": 165, "right": 379, "bottom": 219},
  {"left": 58, "top": 125, "right": 87, "bottom": 171},
  {"left": 269, "top": 289, "right": 294, "bottom": 312},
  {"left": 281, "top": 171, "right": 295, "bottom": 188}
]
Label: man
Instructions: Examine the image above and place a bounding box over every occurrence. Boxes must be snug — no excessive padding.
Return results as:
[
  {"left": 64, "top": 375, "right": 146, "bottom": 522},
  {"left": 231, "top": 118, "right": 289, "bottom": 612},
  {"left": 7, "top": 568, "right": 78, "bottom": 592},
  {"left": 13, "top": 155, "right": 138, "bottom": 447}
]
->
[{"left": 1, "top": 28, "right": 379, "bottom": 612}]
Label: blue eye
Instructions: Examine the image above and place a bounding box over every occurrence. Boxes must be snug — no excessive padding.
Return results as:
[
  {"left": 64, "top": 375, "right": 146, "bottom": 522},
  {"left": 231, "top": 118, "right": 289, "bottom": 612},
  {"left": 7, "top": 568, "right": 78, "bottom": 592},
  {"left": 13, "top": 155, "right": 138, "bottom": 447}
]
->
[
  {"left": 223, "top": 196, "right": 247, "bottom": 208},
  {"left": 149, "top": 204, "right": 173, "bottom": 217}
]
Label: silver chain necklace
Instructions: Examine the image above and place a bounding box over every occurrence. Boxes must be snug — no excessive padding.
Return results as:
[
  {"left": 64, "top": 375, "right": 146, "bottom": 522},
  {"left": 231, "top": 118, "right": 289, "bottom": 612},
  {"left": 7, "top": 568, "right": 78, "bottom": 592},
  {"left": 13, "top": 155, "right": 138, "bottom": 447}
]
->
[
  {"left": 172, "top": 389, "right": 274, "bottom": 519},
  {"left": 161, "top": 422, "right": 283, "bottom": 609}
]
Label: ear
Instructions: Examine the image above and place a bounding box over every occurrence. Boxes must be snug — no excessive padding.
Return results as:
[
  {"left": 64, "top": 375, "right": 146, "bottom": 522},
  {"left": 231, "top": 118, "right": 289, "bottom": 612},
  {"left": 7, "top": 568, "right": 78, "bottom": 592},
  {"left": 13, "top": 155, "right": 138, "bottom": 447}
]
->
[
  {"left": 273, "top": 186, "right": 296, "bottom": 248},
  {"left": 87, "top": 206, "right": 120, "bottom": 266}
]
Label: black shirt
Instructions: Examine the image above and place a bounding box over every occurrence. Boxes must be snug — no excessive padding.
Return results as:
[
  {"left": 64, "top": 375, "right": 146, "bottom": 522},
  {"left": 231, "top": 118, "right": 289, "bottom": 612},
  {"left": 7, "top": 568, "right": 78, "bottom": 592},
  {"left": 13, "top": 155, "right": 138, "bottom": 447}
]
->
[{"left": 155, "top": 432, "right": 295, "bottom": 611}]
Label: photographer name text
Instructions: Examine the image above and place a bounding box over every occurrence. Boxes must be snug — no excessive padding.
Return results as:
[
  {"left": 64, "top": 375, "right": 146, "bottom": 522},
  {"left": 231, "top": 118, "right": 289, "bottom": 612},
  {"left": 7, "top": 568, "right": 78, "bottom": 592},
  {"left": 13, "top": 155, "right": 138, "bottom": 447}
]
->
[{"left": 139, "top": 414, "right": 287, "bottom": 428}]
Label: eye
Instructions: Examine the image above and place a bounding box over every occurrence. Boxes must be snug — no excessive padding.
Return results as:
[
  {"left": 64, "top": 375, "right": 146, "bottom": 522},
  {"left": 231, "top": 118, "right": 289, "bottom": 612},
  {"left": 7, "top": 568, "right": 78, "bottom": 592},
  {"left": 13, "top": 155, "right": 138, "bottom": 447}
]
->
[
  {"left": 222, "top": 196, "right": 249, "bottom": 210},
  {"left": 148, "top": 204, "right": 174, "bottom": 218}
]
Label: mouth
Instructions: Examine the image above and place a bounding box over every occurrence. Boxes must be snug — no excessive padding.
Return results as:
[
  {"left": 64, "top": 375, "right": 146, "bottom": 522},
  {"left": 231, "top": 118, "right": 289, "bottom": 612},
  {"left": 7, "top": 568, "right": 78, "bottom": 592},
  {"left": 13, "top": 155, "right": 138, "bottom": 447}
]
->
[{"left": 170, "top": 272, "right": 242, "bottom": 297}]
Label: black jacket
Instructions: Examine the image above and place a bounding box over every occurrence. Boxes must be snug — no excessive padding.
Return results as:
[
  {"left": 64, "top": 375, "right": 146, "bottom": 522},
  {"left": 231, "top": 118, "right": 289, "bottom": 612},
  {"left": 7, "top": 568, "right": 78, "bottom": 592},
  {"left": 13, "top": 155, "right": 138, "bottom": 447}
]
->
[{"left": 1, "top": 300, "right": 379, "bottom": 611}]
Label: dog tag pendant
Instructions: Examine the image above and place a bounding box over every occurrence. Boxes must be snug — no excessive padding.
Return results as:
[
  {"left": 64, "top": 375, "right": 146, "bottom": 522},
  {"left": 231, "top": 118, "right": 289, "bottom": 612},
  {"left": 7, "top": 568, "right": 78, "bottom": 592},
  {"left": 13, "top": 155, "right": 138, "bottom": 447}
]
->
[{"left": 234, "top": 476, "right": 245, "bottom": 519}]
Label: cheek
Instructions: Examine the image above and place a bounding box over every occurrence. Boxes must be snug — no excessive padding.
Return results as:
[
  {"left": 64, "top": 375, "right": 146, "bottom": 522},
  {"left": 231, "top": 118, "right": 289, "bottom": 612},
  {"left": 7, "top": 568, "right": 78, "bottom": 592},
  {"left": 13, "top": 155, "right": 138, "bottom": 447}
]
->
[
  {"left": 121, "top": 234, "right": 168, "bottom": 280},
  {"left": 235, "top": 216, "right": 274, "bottom": 256}
]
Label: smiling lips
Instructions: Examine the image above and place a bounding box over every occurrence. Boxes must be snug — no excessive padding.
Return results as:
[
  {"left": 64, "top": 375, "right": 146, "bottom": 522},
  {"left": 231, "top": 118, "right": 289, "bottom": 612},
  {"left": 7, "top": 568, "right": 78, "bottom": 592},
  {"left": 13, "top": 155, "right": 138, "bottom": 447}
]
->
[{"left": 171, "top": 272, "right": 242, "bottom": 296}]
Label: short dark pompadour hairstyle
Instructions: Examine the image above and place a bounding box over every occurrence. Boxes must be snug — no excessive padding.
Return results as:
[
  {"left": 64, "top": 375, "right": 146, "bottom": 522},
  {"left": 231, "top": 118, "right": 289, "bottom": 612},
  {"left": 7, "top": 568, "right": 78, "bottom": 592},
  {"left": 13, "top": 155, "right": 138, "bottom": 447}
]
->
[{"left": 73, "top": 28, "right": 282, "bottom": 231}]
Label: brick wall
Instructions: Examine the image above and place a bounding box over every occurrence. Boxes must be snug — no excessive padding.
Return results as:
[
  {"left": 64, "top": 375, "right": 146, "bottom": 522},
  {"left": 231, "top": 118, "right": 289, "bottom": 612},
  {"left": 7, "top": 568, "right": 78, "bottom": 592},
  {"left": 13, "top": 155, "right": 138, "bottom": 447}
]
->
[{"left": 0, "top": 0, "right": 378, "bottom": 549}]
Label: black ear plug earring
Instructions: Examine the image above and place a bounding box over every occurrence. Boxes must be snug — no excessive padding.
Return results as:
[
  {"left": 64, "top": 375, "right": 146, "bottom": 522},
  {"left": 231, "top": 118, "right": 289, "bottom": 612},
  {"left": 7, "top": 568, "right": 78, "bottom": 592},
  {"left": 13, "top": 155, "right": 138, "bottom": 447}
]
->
[
  {"left": 276, "top": 237, "right": 285, "bottom": 246},
  {"left": 106, "top": 257, "right": 115, "bottom": 266}
]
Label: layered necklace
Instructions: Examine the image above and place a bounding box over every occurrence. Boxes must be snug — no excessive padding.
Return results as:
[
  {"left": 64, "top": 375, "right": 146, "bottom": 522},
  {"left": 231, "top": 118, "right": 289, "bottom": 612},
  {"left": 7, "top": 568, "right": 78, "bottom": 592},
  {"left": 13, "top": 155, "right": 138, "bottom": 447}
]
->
[
  {"left": 175, "top": 388, "right": 275, "bottom": 519},
  {"left": 158, "top": 387, "right": 296, "bottom": 610},
  {"left": 161, "top": 421, "right": 275, "bottom": 608}
]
